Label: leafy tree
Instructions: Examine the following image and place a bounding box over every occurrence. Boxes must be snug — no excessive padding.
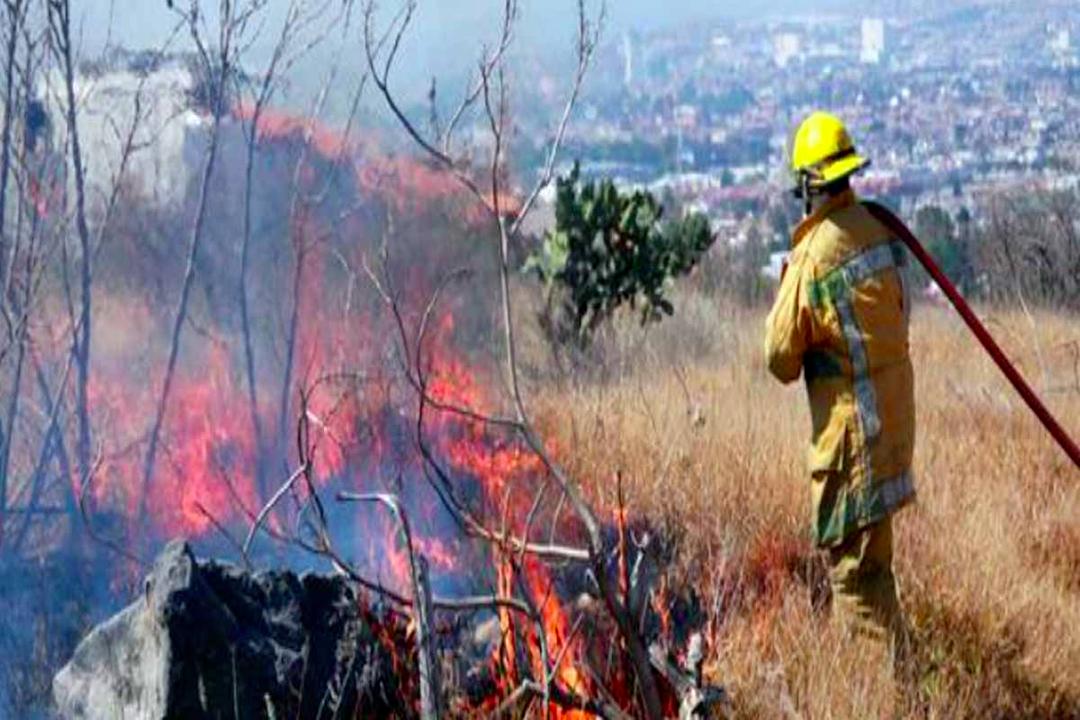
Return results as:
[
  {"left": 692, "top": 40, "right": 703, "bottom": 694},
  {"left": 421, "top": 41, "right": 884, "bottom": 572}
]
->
[
  {"left": 524, "top": 164, "right": 715, "bottom": 345},
  {"left": 914, "top": 204, "right": 974, "bottom": 293}
]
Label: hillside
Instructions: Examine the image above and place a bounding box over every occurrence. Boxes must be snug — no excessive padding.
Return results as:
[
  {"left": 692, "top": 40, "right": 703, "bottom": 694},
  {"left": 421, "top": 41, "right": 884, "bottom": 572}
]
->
[{"left": 532, "top": 300, "right": 1080, "bottom": 717}]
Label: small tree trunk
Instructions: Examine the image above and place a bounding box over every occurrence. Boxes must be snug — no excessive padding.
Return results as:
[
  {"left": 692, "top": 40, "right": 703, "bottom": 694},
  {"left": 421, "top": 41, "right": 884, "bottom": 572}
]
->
[{"left": 140, "top": 64, "right": 227, "bottom": 528}]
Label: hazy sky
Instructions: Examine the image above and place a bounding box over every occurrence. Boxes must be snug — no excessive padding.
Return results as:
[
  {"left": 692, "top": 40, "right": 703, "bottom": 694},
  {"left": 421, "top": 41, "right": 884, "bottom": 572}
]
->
[
  {"left": 78, "top": 1, "right": 855, "bottom": 56},
  {"left": 75, "top": 0, "right": 858, "bottom": 106}
]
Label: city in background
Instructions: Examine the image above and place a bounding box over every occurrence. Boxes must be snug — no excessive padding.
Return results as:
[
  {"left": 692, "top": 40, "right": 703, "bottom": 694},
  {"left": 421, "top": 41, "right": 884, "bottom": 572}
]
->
[{"left": 509, "top": 2, "right": 1080, "bottom": 254}]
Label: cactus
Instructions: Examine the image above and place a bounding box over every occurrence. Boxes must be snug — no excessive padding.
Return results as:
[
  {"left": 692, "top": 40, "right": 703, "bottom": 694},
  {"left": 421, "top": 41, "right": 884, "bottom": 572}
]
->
[{"left": 525, "top": 164, "right": 715, "bottom": 346}]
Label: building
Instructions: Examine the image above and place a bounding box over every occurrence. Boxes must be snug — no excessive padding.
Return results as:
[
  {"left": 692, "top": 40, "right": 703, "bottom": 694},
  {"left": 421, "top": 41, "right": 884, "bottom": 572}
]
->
[
  {"left": 1049, "top": 27, "right": 1070, "bottom": 55},
  {"left": 773, "top": 33, "right": 801, "bottom": 69},
  {"left": 861, "top": 18, "right": 886, "bottom": 65},
  {"left": 1048, "top": 27, "right": 1074, "bottom": 66},
  {"left": 674, "top": 104, "right": 699, "bottom": 130}
]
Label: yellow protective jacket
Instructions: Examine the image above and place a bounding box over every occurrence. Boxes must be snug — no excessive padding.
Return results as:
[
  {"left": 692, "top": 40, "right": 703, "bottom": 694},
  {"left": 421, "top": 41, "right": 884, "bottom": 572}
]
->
[{"left": 765, "top": 190, "right": 916, "bottom": 548}]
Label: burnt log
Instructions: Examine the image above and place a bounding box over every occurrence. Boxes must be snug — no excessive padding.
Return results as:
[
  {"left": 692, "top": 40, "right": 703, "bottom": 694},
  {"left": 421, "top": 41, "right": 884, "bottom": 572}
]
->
[{"left": 53, "top": 540, "right": 415, "bottom": 720}]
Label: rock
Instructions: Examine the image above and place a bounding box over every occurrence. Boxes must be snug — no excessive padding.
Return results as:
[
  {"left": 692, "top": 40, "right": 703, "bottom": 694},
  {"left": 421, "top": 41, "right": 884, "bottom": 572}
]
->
[{"left": 53, "top": 540, "right": 414, "bottom": 720}]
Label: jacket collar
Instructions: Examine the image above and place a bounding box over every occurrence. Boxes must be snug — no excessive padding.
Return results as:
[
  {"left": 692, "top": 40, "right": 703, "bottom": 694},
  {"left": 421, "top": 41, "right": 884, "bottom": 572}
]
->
[{"left": 792, "top": 188, "right": 857, "bottom": 248}]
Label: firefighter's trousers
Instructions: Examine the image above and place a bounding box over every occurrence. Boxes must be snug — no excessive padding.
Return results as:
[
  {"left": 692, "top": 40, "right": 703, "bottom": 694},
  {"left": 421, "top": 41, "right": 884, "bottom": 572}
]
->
[{"left": 827, "top": 516, "right": 905, "bottom": 647}]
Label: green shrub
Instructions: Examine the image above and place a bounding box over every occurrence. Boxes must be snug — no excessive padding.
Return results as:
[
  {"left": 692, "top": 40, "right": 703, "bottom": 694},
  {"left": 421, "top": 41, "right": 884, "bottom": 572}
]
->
[{"left": 524, "top": 164, "right": 715, "bottom": 346}]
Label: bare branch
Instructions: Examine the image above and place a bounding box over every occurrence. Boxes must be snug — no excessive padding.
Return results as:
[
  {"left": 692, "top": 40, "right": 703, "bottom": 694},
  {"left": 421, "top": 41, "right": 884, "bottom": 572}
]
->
[
  {"left": 358, "top": 0, "right": 663, "bottom": 714},
  {"left": 242, "top": 464, "right": 308, "bottom": 558},
  {"left": 332, "top": 491, "right": 440, "bottom": 718},
  {"left": 335, "top": 491, "right": 572, "bottom": 616},
  {"left": 140, "top": 0, "right": 242, "bottom": 530},
  {"left": 79, "top": 446, "right": 147, "bottom": 568},
  {"left": 360, "top": 0, "right": 491, "bottom": 207},
  {"left": 510, "top": 0, "right": 604, "bottom": 237},
  {"left": 46, "top": 0, "right": 96, "bottom": 521},
  {"left": 194, "top": 502, "right": 253, "bottom": 571}
]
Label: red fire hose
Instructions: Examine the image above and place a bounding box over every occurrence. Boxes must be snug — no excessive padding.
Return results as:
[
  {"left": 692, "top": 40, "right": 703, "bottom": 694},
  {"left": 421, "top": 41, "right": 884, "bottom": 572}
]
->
[{"left": 864, "top": 201, "right": 1080, "bottom": 472}]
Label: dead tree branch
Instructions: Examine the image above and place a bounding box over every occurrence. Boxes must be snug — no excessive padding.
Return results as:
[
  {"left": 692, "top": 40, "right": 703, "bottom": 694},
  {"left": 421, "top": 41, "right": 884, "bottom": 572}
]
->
[
  {"left": 361, "top": 0, "right": 665, "bottom": 715},
  {"left": 335, "top": 491, "right": 442, "bottom": 719},
  {"left": 46, "top": 0, "right": 94, "bottom": 520},
  {"left": 363, "top": 242, "right": 591, "bottom": 562},
  {"left": 242, "top": 463, "right": 309, "bottom": 558},
  {"left": 237, "top": 0, "right": 325, "bottom": 500},
  {"left": 79, "top": 446, "right": 147, "bottom": 568},
  {"left": 140, "top": 0, "right": 249, "bottom": 529},
  {"left": 0, "top": 0, "right": 26, "bottom": 283}
]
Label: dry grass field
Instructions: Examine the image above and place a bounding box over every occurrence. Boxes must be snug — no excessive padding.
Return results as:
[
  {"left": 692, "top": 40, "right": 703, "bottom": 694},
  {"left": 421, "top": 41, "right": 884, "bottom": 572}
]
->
[{"left": 529, "top": 295, "right": 1080, "bottom": 719}]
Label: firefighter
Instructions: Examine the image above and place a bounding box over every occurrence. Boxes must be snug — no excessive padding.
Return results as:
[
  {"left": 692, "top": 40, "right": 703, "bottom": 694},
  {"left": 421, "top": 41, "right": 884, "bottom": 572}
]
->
[{"left": 765, "top": 111, "right": 915, "bottom": 652}]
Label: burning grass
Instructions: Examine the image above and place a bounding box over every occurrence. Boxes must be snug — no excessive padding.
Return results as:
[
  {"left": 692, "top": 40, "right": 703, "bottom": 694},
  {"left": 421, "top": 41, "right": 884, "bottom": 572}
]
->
[
  {"left": 6, "top": 96, "right": 711, "bottom": 714},
  {"left": 530, "top": 299, "right": 1080, "bottom": 719}
]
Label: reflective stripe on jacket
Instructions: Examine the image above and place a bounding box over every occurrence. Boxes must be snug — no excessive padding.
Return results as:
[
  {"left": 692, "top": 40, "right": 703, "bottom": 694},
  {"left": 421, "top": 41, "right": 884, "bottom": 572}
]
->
[{"left": 765, "top": 189, "right": 916, "bottom": 548}]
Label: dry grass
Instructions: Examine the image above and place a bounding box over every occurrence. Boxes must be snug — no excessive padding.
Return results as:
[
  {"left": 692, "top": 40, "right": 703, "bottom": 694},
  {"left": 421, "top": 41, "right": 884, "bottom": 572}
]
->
[{"left": 527, "top": 295, "right": 1080, "bottom": 719}]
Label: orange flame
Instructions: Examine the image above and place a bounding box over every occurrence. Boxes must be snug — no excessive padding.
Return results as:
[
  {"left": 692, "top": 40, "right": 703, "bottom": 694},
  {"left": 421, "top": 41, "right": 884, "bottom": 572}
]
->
[{"left": 21, "top": 101, "right": 610, "bottom": 715}]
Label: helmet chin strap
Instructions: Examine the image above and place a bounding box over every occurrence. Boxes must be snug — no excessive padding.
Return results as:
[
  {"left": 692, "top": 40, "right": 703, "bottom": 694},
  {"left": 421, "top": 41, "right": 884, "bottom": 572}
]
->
[{"left": 801, "top": 173, "right": 813, "bottom": 218}]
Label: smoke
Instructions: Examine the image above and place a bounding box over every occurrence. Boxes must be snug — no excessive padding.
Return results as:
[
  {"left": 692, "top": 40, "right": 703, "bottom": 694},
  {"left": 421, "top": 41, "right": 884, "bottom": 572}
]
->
[{"left": 0, "top": 48, "right": 524, "bottom": 712}]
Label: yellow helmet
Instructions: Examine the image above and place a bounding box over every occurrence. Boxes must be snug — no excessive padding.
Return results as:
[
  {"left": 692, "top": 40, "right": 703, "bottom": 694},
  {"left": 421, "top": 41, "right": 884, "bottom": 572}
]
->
[{"left": 790, "top": 111, "right": 869, "bottom": 189}]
